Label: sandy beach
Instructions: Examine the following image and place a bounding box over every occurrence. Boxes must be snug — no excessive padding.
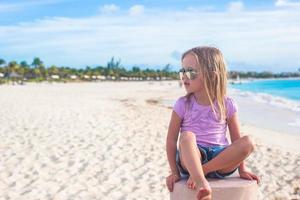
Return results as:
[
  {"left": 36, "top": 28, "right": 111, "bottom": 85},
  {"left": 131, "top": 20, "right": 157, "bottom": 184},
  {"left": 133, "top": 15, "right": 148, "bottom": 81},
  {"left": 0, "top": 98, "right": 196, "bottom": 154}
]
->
[{"left": 0, "top": 81, "right": 299, "bottom": 200}]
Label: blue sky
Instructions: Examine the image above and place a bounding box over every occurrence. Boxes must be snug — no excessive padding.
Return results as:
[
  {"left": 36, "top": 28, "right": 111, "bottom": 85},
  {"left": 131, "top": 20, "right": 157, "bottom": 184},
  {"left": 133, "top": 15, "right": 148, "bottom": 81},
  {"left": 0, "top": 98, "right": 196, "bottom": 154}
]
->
[{"left": 0, "top": 0, "right": 300, "bottom": 72}]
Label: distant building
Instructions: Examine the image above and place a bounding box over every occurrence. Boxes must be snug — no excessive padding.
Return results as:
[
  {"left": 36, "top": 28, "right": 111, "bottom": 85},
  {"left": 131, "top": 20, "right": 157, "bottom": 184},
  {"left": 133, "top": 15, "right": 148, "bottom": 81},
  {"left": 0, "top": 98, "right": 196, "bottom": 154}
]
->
[
  {"left": 70, "top": 75, "right": 77, "bottom": 80},
  {"left": 83, "top": 75, "right": 90, "bottom": 79},
  {"left": 8, "top": 72, "right": 22, "bottom": 79},
  {"left": 120, "top": 77, "right": 129, "bottom": 81},
  {"left": 97, "top": 75, "right": 106, "bottom": 80},
  {"left": 7, "top": 72, "right": 23, "bottom": 85},
  {"left": 51, "top": 75, "right": 60, "bottom": 79}
]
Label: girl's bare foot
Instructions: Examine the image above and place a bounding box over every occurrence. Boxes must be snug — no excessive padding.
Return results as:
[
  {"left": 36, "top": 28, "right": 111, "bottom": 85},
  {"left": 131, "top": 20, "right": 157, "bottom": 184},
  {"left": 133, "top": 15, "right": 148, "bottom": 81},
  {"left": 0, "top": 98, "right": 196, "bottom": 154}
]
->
[
  {"left": 186, "top": 176, "right": 211, "bottom": 199},
  {"left": 186, "top": 176, "right": 196, "bottom": 190},
  {"left": 197, "top": 187, "right": 212, "bottom": 200},
  {"left": 196, "top": 179, "right": 212, "bottom": 200}
]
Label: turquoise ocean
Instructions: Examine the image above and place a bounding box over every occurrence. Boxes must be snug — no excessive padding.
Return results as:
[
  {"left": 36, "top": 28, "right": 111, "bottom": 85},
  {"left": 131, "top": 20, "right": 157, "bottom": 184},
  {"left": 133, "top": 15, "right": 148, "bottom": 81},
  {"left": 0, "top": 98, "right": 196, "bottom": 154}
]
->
[
  {"left": 229, "top": 79, "right": 300, "bottom": 101},
  {"left": 228, "top": 78, "right": 300, "bottom": 134}
]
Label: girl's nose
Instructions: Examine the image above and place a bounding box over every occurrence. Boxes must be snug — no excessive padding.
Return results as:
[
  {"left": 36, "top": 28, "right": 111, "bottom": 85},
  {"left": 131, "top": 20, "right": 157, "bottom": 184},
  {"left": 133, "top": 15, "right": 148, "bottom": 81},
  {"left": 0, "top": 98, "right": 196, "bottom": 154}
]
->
[{"left": 182, "top": 73, "right": 189, "bottom": 81}]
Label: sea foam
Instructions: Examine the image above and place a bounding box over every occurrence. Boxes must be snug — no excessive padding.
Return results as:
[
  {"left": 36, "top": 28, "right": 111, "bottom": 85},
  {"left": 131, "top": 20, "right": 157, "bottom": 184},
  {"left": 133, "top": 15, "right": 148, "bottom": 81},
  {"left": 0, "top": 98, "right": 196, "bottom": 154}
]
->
[{"left": 230, "top": 88, "right": 300, "bottom": 113}]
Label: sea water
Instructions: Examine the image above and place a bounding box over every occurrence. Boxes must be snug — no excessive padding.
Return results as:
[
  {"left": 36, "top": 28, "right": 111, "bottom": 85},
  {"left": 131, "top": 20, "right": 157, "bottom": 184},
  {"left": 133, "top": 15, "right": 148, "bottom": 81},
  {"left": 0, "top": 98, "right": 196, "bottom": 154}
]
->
[
  {"left": 228, "top": 78, "right": 300, "bottom": 134},
  {"left": 229, "top": 78, "right": 300, "bottom": 102}
]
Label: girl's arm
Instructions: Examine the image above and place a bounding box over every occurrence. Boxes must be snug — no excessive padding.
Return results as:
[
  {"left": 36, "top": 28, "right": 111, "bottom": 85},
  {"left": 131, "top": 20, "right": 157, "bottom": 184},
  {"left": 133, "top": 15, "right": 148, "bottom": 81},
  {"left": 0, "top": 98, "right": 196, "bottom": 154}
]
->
[
  {"left": 166, "top": 111, "right": 182, "bottom": 175},
  {"left": 227, "top": 113, "right": 246, "bottom": 172}
]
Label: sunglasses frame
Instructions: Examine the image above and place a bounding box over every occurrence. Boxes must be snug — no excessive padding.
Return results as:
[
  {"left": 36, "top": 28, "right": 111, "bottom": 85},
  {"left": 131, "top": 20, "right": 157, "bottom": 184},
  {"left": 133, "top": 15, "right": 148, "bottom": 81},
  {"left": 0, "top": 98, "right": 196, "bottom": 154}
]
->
[{"left": 179, "top": 68, "right": 199, "bottom": 80}]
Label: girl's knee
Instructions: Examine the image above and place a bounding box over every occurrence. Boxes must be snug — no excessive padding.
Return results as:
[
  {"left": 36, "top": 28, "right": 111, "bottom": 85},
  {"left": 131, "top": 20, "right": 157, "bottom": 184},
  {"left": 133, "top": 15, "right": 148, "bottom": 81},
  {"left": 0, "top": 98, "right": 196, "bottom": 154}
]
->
[{"left": 240, "top": 135, "right": 255, "bottom": 154}]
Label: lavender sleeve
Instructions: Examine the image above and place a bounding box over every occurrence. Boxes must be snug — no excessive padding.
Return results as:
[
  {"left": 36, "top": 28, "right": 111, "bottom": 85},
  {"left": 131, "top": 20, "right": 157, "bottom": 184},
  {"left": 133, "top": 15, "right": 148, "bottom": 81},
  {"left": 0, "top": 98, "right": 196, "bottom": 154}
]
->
[
  {"left": 226, "top": 97, "right": 238, "bottom": 119},
  {"left": 173, "top": 97, "right": 185, "bottom": 119}
]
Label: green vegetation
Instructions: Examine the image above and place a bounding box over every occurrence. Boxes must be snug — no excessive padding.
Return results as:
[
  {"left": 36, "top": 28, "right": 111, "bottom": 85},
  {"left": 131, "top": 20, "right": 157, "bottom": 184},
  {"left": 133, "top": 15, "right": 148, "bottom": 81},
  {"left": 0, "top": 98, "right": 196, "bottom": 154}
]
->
[
  {"left": 0, "top": 57, "right": 178, "bottom": 83},
  {"left": 228, "top": 70, "right": 300, "bottom": 79},
  {"left": 0, "top": 57, "right": 299, "bottom": 84}
]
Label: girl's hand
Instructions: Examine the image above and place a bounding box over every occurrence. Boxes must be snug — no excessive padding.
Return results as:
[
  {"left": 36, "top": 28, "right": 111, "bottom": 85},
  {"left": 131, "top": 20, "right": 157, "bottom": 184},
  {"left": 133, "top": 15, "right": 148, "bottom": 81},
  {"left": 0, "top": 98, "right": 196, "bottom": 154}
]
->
[
  {"left": 166, "top": 173, "right": 181, "bottom": 192},
  {"left": 239, "top": 170, "right": 260, "bottom": 184}
]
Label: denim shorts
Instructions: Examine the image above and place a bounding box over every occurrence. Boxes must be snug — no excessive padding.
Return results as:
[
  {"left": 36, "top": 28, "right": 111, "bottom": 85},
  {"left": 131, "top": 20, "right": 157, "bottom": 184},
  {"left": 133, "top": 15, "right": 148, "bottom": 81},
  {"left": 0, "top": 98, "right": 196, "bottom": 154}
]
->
[{"left": 176, "top": 145, "right": 237, "bottom": 179}]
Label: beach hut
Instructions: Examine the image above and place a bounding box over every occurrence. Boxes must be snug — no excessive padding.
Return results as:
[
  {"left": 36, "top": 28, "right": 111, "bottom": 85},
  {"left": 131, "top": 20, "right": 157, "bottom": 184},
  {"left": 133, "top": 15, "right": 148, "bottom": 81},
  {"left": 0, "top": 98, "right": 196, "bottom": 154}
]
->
[
  {"left": 0, "top": 73, "right": 4, "bottom": 84},
  {"left": 8, "top": 72, "right": 21, "bottom": 78},
  {"left": 83, "top": 75, "right": 90, "bottom": 80},
  {"left": 120, "top": 77, "right": 128, "bottom": 81},
  {"left": 97, "top": 75, "right": 106, "bottom": 81},
  {"left": 70, "top": 75, "right": 77, "bottom": 80},
  {"left": 51, "top": 75, "right": 60, "bottom": 80},
  {"left": 107, "top": 76, "right": 116, "bottom": 80},
  {"left": 8, "top": 72, "right": 22, "bottom": 84}
]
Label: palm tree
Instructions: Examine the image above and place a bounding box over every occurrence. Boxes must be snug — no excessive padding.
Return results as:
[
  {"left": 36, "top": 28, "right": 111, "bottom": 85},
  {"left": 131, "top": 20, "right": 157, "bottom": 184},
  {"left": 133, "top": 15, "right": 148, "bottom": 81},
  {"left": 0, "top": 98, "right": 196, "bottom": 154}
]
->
[
  {"left": 8, "top": 61, "right": 19, "bottom": 73},
  {"left": 34, "top": 68, "right": 41, "bottom": 79},
  {"left": 19, "top": 61, "right": 30, "bottom": 77},
  {"left": 107, "top": 57, "right": 121, "bottom": 69},
  {"left": 38, "top": 64, "right": 47, "bottom": 78},
  {"left": 32, "top": 57, "right": 43, "bottom": 68},
  {"left": 48, "top": 65, "right": 59, "bottom": 75},
  {"left": 0, "top": 59, "right": 5, "bottom": 66},
  {"left": 31, "top": 57, "right": 48, "bottom": 79},
  {"left": 20, "top": 61, "right": 29, "bottom": 68}
]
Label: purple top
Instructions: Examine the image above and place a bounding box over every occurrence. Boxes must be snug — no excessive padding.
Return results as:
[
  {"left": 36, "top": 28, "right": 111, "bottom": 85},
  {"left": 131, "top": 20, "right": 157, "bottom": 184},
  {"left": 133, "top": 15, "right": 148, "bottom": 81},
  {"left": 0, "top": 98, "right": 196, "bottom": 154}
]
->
[{"left": 173, "top": 95, "right": 238, "bottom": 147}]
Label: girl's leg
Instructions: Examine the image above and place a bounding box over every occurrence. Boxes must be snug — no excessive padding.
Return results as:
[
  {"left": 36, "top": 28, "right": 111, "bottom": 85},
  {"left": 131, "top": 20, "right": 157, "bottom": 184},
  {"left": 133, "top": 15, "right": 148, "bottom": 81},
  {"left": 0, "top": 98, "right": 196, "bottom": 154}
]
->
[
  {"left": 202, "top": 135, "right": 254, "bottom": 175},
  {"left": 179, "top": 132, "right": 211, "bottom": 200}
]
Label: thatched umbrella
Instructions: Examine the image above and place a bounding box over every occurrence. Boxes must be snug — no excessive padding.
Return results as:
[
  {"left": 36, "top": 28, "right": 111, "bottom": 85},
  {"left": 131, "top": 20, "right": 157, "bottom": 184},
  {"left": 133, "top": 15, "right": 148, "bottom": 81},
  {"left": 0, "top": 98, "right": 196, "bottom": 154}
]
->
[
  {"left": 8, "top": 72, "right": 22, "bottom": 84},
  {"left": 8, "top": 72, "right": 21, "bottom": 78}
]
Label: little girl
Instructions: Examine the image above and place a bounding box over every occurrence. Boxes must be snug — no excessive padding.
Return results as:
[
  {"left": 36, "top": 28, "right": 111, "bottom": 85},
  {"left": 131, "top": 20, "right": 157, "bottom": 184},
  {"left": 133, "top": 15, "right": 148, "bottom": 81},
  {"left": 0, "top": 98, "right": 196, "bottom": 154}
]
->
[{"left": 166, "top": 46, "right": 259, "bottom": 200}]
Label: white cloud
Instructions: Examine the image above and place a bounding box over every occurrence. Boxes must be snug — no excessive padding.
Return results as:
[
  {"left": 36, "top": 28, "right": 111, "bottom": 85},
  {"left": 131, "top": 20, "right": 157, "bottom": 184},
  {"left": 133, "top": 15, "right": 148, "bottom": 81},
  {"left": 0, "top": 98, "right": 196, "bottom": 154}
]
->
[
  {"left": 129, "top": 5, "right": 145, "bottom": 16},
  {"left": 227, "top": 1, "right": 244, "bottom": 12},
  {"left": 275, "top": 0, "right": 300, "bottom": 7},
  {"left": 0, "top": 6, "right": 300, "bottom": 71},
  {"left": 99, "top": 4, "right": 120, "bottom": 14}
]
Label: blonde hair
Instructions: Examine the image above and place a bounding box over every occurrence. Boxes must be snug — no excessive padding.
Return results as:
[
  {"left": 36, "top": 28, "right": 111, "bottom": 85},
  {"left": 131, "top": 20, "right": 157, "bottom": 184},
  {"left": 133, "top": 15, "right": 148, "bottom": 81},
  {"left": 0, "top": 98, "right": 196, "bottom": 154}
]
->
[{"left": 182, "top": 46, "right": 228, "bottom": 121}]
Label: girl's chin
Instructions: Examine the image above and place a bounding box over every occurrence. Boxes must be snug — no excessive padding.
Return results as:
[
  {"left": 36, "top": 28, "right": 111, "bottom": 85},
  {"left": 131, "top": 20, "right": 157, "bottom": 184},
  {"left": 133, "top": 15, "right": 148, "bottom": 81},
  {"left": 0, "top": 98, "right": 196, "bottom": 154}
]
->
[{"left": 184, "top": 88, "right": 193, "bottom": 93}]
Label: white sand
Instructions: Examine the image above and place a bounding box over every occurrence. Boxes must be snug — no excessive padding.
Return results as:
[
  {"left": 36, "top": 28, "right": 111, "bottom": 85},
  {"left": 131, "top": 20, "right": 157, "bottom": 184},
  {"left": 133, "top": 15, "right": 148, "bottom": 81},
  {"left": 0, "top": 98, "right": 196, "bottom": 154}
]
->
[{"left": 0, "top": 81, "right": 299, "bottom": 200}]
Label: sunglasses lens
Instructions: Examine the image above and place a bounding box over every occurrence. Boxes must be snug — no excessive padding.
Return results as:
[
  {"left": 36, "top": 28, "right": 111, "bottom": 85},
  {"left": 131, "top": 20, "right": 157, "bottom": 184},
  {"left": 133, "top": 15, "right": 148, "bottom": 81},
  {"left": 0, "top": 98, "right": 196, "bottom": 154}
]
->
[
  {"left": 186, "top": 71, "right": 191, "bottom": 80},
  {"left": 179, "top": 72, "right": 184, "bottom": 80},
  {"left": 179, "top": 68, "right": 198, "bottom": 80}
]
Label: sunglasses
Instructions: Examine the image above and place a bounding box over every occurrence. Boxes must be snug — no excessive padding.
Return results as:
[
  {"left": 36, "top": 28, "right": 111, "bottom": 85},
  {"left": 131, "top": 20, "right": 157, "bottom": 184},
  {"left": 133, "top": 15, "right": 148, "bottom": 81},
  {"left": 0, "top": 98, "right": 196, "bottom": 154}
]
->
[{"left": 179, "top": 68, "right": 199, "bottom": 80}]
